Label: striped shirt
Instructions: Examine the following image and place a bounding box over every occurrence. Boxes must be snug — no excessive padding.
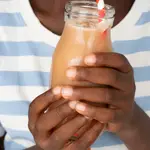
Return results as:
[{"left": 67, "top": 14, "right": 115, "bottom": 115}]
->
[{"left": 0, "top": 0, "right": 150, "bottom": 149}]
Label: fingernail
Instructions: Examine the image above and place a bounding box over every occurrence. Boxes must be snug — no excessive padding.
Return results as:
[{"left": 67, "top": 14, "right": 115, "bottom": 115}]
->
[
  {"left": 68, "top": 101, "right": 78, "bottom": 109},
  {"left": 68, "top": 57, "right": 82, "bottom": 67},
  {"left": 84, "top": 54, "right": 96, "bottom": 65},
  {"left": 52, "top": 86, "right": 61, "bottom": 95},
  {"left": 84, "top": 116, "right": 92, "bottom": 120},
  {"left": 62, "top": 87, "right": 73, "bottom": 97},
  {"left": 76, "top": 103, "right": 86, "bottom": 111},
  {"left": 66, "top": 68, "right": 77, "bottom": 78}
]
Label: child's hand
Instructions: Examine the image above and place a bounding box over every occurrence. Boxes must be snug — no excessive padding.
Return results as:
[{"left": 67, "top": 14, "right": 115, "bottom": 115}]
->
[
  {"left": 62, "top": 52, "right": 136, "bottom": 134},
  {"left": 28, "top": 88, "right": 103, "bottom": 150}
]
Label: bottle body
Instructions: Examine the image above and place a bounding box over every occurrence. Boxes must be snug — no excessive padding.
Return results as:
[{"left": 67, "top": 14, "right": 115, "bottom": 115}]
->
[
  {"left": 51, "top": 1, "right": 115, "bottom": 88},
  {"left": 52, "top": 20, "right": 113, "bottom": 87},
  {"left": 51, "top": 1, "right": 115, "bottom": 147}
]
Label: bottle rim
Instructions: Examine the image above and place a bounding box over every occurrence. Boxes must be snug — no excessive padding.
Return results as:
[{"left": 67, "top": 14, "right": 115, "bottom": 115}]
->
[{"left": 65, "top": 0, "right": 115, "bottom": 19}]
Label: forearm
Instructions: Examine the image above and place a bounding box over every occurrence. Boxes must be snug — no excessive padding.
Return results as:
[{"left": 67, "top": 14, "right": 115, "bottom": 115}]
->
[{"left": 118, "top": 103, "right": 150, "bottom": 150}]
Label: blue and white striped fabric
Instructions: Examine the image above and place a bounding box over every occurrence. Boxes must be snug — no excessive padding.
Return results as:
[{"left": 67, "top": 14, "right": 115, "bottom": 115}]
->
[{"left": 0, "top": 0, "right": 149, "bottom": 149}]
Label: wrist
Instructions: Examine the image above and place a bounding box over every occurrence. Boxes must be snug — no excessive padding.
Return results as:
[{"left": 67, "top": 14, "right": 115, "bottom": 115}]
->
[
  {"left": 117, "top": 102, "right": 140, "bottom": 136},
  {"left": 117, "top": 102, "right": 150, "bottom": 150}
]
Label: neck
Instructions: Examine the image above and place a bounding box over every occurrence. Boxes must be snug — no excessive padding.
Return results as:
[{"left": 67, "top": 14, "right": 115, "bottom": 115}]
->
[{"left": 30, "top": 0, "right": 135, "bottom": 35}]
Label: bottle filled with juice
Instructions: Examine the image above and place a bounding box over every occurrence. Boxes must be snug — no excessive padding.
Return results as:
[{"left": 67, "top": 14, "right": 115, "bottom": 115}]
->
[
  {"left": 51, "top": 1, "right": 115, "bottom": 88},
  {"left": 51, "top": 0, "right": 115, "bottom": 148}
]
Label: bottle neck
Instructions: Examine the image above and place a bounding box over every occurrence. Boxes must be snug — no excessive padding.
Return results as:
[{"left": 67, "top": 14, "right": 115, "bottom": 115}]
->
[
  {"left": 61, "top": 20, "right": 113, "bottom": 52},
  {"left": 65, "top": 2, "right": 115, "bottom": 29}
]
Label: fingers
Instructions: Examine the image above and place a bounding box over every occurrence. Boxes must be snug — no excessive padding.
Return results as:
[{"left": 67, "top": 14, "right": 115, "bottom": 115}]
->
[
  {"left": 61, "top": 87, "right": 128, "bottom": 108},
  {"left": 69, "top": 102, "right": 123, "bottom": 123},
  {"left": 66, "top": 67, "right": 132, "bottom": 90},
  {"left": 45, "top": 115, "right": 88, "bottom": 150},
  {"left": 48, "top": 98, "right": 68, "bottom": 110},
  {"left": 84, "top": 52, "right": 132, "bottom": 73},
  {"left": 70, "top": 122, "right": 104, "bottom": 150},
  {"left": 28, "top": 87, "right": 61, "bottom": 133},
  {"left": 34, "top": 102, "right": 76, "bottom": 142},
  {"left": 73, "top": 121, "right": 92, "bottom": 139},
  {"left": 64, "top": 122, "right": 92, "bottom": 147}
]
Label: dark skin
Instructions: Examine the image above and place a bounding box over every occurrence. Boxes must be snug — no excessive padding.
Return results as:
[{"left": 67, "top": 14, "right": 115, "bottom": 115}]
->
[
  {"left": 27, "top": 89, "right": 103, "bottom": 150},
  {"left": 30, "top": 0, "right": 135, "bottom": 35},
  {"left": 62, "top": 53, "right": 150, "bottom": 150},
  {"left": 26, "top": 0, "right": 150, "bottom": 150}
]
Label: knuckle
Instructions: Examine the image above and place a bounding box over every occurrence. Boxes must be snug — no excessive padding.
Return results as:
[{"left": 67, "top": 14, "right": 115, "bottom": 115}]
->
[
  {"left": 81, "top": 68, "right": 89, "bottom": 79},
  {"left": 51, "top": 131, "right": 61, "bottom": 143},
  {"left": 85, "top": 136, "right": 94, "bottom": 146},
  {"left": 55, "top": 105, "right": 65, "bottom": 119},
  {"left": 130, "top": 78, "right": 136, "bottom": 92},
  {"left": 77, "top": 134, "right": 94, "bottom": 149},
  {"left": 119, "top": 53, "right": 126, "bottom": 60},
  {"left": 124, "top": 82, "right": 135, "bottom": 100},
  {"left": 110, "top": 70, "right": 119, "bottom": 85},
  {"left": 76, "top": 68, "right": 85, "bottom": 80},
  {"left": 114, "top": 71, "right": 120, "bottom": 84},
  {"left": 119, "top": 54, "right": 131, "bottom": 72},
  {"left": 28, "top": 123, "right": 34, "bottom": 133},
  {"left": 129, "top": 66, "right": 134, "bottom": 74},
  {"left": 73, "top": 88, "right": 81, "bottom": 100},
  {"left": 76, "top": 115, "right": 88, "bottom": 125},
  {"left": 76, "top": 140, "right": 87, "bottom": 150},
  {"left": 105, "top": 110, "right": 115, "bottom": 122},
  {"left": 71, "top": 143, "right": 84, "bottom": 150},
  {"left": 105, "top": 69, "right": 119, "bottom": 85},
  {"left": 36, "top": 139, "right": 48, "bottom": 150},
  {"left": 133, "top": 81, "right": 136, "bottom": 91},
  {"left": 90, "top": 128, "right": 100, "bottom": 138},
  {"left": 34, "top": 128, "right": 50, "bottom": 149},
  {"left": 107, "top": 123, "right": 120, "bottom": 133},
  {"left": 110, "top": 109, "right": 121, "bottom": 122},
  {"left": 89, "top": 106, "right": 97, "bottom": 119},
  {"left": 96, "top": 53, "right": 107, "bottom": 64},
  {"left": 105, "top": 88, "right": 113, "bottom": 103},
  {"left": 29, "top": 103, "right": 37, "bottom": 119},
  {"left": 110, "top": 111, "right": 116, "bottom": 122},
  {"left": 29, "top": 96, "right": 41, "bottom": 113},
  {"left": 29, "top": 100, "right": 35, "bottom": 111},
  {"left": 36, "top": 120, "right": 45, "bottom": 132},
  {"left": 119, "top": 54, "right": 127, "bottom": 63},
  {"left": 42, "top": 89, "right": 52, "bottom": 99}
]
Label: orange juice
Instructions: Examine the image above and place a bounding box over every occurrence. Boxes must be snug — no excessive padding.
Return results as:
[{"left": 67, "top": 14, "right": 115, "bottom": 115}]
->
[
  {"left": 51, "top": 1, "right": 115, "bottom": 88},
  {"left": 52, "top": 21, "right": 113, "bottom": 87},
  {"left": 51, "top": 0, "right": 115, "bottom": 147}
]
